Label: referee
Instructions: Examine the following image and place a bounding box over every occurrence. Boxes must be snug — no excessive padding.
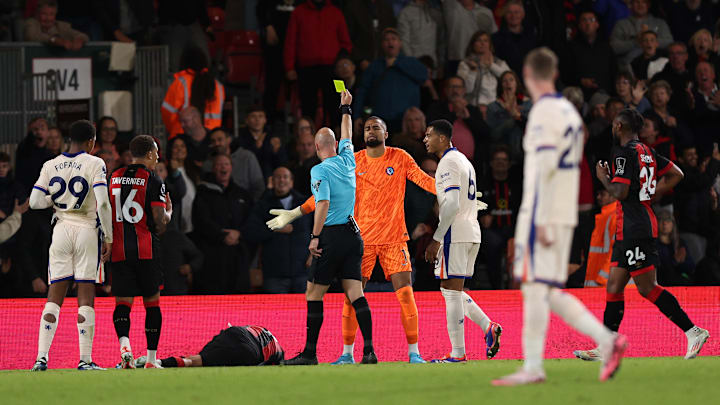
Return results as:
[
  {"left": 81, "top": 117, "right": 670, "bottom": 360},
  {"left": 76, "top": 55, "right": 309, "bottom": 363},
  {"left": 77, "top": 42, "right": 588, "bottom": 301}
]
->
[{"left": 284, "top": 90, "right": 377, "bottom": 366}]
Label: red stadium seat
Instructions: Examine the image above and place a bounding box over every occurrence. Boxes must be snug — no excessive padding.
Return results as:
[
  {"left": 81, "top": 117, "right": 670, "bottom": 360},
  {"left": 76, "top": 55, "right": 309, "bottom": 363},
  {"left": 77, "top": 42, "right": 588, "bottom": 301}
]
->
[
  {"left": 207, "top": 7, "right": 226, "bottom": 32},
  {"left": 224, "top": 30, "right": 263, "bottom": 85}
]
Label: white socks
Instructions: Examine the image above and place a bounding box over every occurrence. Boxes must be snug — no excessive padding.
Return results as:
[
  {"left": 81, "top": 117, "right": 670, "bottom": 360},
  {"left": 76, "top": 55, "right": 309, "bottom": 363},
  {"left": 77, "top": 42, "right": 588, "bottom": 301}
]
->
[
  {"left": 77, "top": 306, "right": 95, "bottom": 363},
  {"left": 548, "top": 288, "right": 613, "bottom": 348},
  {"left": 441, "top": 288, "right": 465, "bottom": 358},
  {"left": 462, "top": 292, "right": 491, "bottom": 332},
  {"left": 408, "top": 343, "right": 419, "bottom": 355},
  {"left": 37, "top": 302, "right": 61, "bottom": 361},
  {"left": 147, "top": 349, "right": 157, "bottom": 364},
  {"left": 521, "top": 283, "right": 550, "bottom": 373},
  {"left": 342, "top": 344, "right": 354, "bottom": 356}
]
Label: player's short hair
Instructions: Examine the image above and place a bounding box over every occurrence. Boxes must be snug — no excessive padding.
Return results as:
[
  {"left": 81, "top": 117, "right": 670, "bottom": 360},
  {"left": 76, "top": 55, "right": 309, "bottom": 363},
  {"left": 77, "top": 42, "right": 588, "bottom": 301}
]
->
[
  {"left": 616, "top": 108, "right": 645, "bottom": 134},
  {"left": 0, "top": 151, "right": 10, "bottom": 163},
  {"left": 69, "top": 120, "right": 96, "bottom": 144},
  {"left": 524, "top": 47, "right": 558, "bottom": 81},
  {"left": 428, "top": 119, "right": 453, "bottom": 140},
  {"left": 365, "top": 116, "right": 387, "bottom": 131},
  {"left": 129, "top": 135, "right": 157, "bottom": 158}
]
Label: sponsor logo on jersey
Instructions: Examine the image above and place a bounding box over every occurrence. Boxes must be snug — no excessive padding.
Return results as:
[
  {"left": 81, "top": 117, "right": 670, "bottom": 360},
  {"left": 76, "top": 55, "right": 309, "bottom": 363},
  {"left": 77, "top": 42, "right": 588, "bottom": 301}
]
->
[
  {"left": 615, "top": 157, "right": 626, "bottom": 175},
  {"left": 386, "top": 167, "right": 394, "bottom": 176}
]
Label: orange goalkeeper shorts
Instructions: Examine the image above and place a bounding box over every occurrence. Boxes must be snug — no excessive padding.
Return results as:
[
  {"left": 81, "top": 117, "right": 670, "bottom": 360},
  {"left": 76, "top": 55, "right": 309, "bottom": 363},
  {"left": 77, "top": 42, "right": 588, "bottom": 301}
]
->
[{"left": 361, "top": 242, "right": 412, "bottom": 280}]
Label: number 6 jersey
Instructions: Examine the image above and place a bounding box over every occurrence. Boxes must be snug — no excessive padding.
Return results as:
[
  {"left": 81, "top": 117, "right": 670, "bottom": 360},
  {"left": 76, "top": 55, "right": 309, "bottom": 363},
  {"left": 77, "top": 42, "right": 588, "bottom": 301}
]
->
[
  {"left": 110, "top": 164, "right": 166, "bottom": 261},
  {"left": 610, "top": 140, "right": 674, "bottom": 241}
]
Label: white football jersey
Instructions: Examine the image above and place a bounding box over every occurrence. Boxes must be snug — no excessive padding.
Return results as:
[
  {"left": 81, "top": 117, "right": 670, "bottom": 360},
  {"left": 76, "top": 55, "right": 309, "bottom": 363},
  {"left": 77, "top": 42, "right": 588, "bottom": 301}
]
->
[
  {"left": 434, "top": 148, "right": 482, "bottom": 243},
  {"left": 34, "top": 151, "right": 108, "bottom": 228},
  {"left": 520, "top": 94, "right": 584, "bottom": 226}
]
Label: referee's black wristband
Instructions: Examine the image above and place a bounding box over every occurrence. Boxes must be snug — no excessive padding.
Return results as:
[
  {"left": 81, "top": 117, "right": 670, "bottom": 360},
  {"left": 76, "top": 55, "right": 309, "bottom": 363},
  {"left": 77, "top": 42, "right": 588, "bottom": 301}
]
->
[{"left": 340, "top": 104, "right": 352, "bottom": 116}]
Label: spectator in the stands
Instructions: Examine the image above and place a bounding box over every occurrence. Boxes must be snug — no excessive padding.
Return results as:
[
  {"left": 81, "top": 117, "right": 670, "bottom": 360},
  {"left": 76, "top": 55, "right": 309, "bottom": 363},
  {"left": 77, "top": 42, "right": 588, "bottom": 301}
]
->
[
  {"left": 287, "top": 128, "right": 319, "bottom": 197},
  {"left": 162, "top": 46, "right": 224, "bottom": 139},
  {"left": 155, "top": 160, "right": 186, "bottom": 231},
  {"left": 457, "top": 31, "right": 510, "bottom": 111},
  {"left": 486, "top": 70, "right": 530, "bottom": 160},
  {"left": 427, "top": 76, "right": 490, "bottom": 165},
  {"left": 653, "top": 42, "right": 694, "bottom": 120},
  {"left": 178, "top": 106, "right": 210, "bottom": 165},
  {"left": 24, "top": 0, "right": 88, "bottom": 50},
  {"left": 244, "top": 166, "right": 312, "bottom": 294},
  {"left": 95, "top": 149, "right": 117, "bottom": 178},
  {"left": 688, "top": 28, "right": 720, "bottom": 77},
  {"left": 0, "top": 152, "right": 27, "bottom": 231},
  {"left": 192, "top": 154, "right": 253, "bottom": 294},
  {"left": 90, "top": 116, "right": 120, "bottom": 162},
  {"left": 46, "top": 126, "right": 63, "bottom": 156},
  {"left": 232, "top": 105, "right": 287, "bottom": 181},
  {"left": 657, "top": 210, "right": 694, "bottom": 286},
  {"left": 645, "top": 79, "right": 692, "bottom": 146},
  {"left": 639, "top": 115, "right": 676, "bottom": 162},
  {"left": 630, "top": 30, "right": 668, "bottom": 80},
  {"left": 155, "top": 0, "right": 210, "bottom": 72},
  {"left": 353, "top": 27, "right": 427, "bottom": 132},
  {"left": 565, "top": 9, "right": 617, "bottom": 98},
  {"left": 444, "top": 0, "right": 497, "bottom": 75},
  {"left": 206, "top": 128, "right": 265, "bottom": 202},
  {"left": 587, "top": 91, "right": 611, "bottom": 138},
  {"left": 155, "top": 161, "right": 202, "bottom": 295},
  {"left": 417, "top": 55, "right": 441, "bottom": 112},
  {"left": 610, "top": 0, "right": 672, "bottom": 65},
  {"left": 334, "top": 55, "right": 359, "bottom": 95},
  {"left": 479, "top": 144, "right": 521, "bottom": 290},
  {"left": 284, "top": 0, "right": 352, "bottom": 125},
  {"left": 343, "top": 0, "right": 396, "bottom": 71},
  {"left": 96, "top": 0, "right": 153, "bottom": 43},
  {"left": 492, "top": 0, "right": 537, "bottom": 75},
  {"left": 391, "top": 106, "right": 427, "bottom": 163},
  {"left": 257, "top": 0, "right": 300, "bottom": 121},
  {"left": 614, "top": 70, "right": 651, "bottom": 114},
  {"left": 690, "top": 61, "right": 720, "bottom": 152},
  {"left": 665, "top": 0, "right": 716, "bottom": 45},
  {"left": 167, "top": 135, "right": 201, "bottom": 234},
  {"left": 592, "top": 0, "right": 630, "bottom": 38},
  {"left": 397, "top": 0, "right": 445, "bottom": 67},
  {"left": 15, "top": 118, "right": 53, "bottom": 193},
  {"left": 586, "top": 97, "right": 624, "bottom": 167}
]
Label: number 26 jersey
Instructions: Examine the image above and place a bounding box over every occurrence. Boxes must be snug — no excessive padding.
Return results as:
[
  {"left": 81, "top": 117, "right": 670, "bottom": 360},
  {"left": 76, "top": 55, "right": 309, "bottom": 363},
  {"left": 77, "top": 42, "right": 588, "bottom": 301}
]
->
[
  {"left": 610, "top": 140, "right": 674, "bottom": 241},
  {"left": 110, "top": 164, "right": 167, "bottom": 262}
]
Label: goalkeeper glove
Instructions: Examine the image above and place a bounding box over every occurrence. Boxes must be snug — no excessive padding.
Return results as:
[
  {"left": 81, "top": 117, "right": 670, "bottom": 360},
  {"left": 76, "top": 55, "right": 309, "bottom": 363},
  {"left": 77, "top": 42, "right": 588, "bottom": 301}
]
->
[
  {"left": 266, "top": 206, "right": 303, "bottom": 230},
  {"left": 476, "top": 191, "right": 488, "bottom": 211}
]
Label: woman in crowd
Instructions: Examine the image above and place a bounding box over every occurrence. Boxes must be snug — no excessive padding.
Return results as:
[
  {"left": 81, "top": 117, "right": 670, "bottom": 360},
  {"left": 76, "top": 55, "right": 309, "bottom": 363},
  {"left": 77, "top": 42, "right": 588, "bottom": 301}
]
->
[
  {"left": 391, "top": 107, "right": 427, "bottom": 163},
  {"left": 91, "top": 116, "right": 120, "bottom": 162},
  {"left": 485, "top": 70, "right": 530, "bottom": 159},
  {"left": 646, "top": 80, "right": 693, "bottom": 146},
  {"left": 657, "top": 210, "right": 695, "bottom": 286},
  {"left": 457, "top": 31, "right": 510, "bottom": 112},
  {"left": 614, "top": 70, "right": 651, "bottom": 114},
  {"left": 166, "top": 135, "right": 201, "bottom": 235}
]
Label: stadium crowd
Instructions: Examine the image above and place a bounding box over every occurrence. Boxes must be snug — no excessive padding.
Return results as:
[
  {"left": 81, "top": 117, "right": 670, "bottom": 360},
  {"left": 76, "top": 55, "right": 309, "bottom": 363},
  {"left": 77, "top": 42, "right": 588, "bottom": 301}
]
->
[{"left": 2, "top": 0, "right": 720, "bottom": 297}]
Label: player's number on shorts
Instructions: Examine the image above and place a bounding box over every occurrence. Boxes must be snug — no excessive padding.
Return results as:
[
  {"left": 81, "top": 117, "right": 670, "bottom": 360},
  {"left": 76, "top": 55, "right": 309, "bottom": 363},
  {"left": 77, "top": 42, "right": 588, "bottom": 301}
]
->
[
  {"left": 559, "top": 126, "right": 583, "bottom": 169},
  {"left": 639, "top": 166, "right": 657, "bottom": 201},
  {"left": 49, "top": 176, "right": 89, "bottom": 209},
  {"left": 626, "top": 247, "right": 646, "bottom": 266},
  {"left": 111, "top": 188, "right": 144, "bottom": 223}
]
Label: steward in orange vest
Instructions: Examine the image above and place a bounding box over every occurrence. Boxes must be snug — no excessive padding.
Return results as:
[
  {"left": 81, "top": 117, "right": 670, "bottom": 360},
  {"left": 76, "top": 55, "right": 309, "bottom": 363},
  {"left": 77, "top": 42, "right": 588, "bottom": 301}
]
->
[{"left": 162, "top": 68, "right": 225, "bottom": 139}]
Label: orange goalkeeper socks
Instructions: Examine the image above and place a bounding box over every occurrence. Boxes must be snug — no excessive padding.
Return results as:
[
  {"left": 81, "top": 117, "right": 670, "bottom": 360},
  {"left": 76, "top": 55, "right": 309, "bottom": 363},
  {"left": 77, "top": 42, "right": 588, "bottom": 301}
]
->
[
  {"left": 395, "top": 286, "right": 419, "bottom": 345},
  {"left": 341, "top": 297, "right": 358, "bottom": 345}
]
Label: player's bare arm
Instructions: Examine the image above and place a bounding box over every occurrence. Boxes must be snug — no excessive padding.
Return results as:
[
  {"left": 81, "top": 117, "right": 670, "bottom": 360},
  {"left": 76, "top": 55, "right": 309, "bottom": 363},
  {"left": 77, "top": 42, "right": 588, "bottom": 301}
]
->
[
  {"left": 309, "top": 200, "right": 329, "bottom": 258},
  {"left": 654, "top": 163, "right": 684, "bottom": 199},
  {"left": 596, "top": 161, "right": 629, "bottom": 200},
  {"left": 340, "top": 90, "right": 352, "bottom": 140},
  {"left": 152, "top": 192, "right": 172, "bottom": 235}
]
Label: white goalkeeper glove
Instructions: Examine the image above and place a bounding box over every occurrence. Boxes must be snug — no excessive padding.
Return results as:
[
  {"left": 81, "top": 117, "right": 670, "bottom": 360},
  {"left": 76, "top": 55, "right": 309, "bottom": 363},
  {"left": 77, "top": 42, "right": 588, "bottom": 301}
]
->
[
  {"left": 266, "top": 206, "right": 303, "bottom": 230},
  {"left": 476, "top": 191, "right": 488, "bottom": 211}
]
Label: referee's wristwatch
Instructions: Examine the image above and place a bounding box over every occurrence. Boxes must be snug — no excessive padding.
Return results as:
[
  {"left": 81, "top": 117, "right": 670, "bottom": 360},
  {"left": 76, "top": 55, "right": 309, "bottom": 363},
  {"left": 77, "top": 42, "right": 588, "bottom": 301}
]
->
[{"left": 310, "top": 233, "right": 319, "bottom": 240}]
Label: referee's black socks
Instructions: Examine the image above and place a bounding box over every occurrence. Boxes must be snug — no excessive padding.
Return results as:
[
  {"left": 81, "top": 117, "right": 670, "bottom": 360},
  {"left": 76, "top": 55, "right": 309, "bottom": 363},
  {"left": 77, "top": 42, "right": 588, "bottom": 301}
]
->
[
  {"left": 303, "top": 300, "right": 324, "bottom": 357},
  {"left": 352, "top": 297, "right": 374, "bottom": 354}
]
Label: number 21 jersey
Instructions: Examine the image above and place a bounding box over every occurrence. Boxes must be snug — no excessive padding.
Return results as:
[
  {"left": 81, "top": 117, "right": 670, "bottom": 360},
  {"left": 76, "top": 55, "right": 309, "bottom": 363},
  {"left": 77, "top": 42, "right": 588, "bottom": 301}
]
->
[
  {"left": 110, "top": 164, "right": 166, "bottom": 261},
  {"left": 610, "top": 140, "right": 674, "bottom": 241}
]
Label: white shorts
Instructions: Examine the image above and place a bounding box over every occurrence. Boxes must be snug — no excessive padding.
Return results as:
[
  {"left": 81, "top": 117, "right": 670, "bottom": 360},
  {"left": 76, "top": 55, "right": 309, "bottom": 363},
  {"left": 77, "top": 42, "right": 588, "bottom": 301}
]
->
[
  {"left": 48, "top": 221, "right": 102, "bottom": 284},
  {"left": 513, "top": 220, "right": 574, "bottom": 287},
  {"left": 434, "top": 242, "right": 480, "bottom": 279}
]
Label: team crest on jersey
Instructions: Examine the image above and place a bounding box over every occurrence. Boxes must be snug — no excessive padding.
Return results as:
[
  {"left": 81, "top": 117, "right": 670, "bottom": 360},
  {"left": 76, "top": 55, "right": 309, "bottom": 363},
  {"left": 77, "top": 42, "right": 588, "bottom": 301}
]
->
[
  {"left": 312, "top": 179, "right": 322, "bottom": 192},
  {"left": 615, "top": 157, "right": 626, "bottom": 175},
  {"left": 386, "top": 167, "right": 394, "bottom": 176}
]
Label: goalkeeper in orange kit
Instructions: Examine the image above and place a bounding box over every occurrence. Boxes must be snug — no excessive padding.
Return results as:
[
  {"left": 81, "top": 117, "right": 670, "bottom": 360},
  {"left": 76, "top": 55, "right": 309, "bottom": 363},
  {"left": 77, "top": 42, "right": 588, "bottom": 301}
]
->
[{"left": 266, "top": 116, "right": 489, "bottom": 364}]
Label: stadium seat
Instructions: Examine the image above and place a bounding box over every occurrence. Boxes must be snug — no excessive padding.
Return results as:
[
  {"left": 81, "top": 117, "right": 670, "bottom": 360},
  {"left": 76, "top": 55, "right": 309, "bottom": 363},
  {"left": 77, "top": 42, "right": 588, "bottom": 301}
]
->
[
  {"left": 224, "top": 30, "right": 263, "bottom": 85},
  {"left": 207, "top": 7, "right": 226, "bottom": 32}
]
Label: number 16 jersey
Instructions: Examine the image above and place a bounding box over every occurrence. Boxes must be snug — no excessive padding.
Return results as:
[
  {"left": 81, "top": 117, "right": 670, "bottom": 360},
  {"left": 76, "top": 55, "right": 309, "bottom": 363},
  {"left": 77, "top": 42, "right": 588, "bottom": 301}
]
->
[
  {"left": 610, "top": 140, "right": 674, "bottom": 241},
  {"left": 110, "top": 164, "right": 166, "bottom": 262}
]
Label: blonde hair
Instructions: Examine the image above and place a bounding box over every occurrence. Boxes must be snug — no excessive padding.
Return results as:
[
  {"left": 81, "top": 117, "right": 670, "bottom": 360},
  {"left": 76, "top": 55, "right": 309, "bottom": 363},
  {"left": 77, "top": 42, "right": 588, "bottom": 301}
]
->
[{"left": 524, "top": 47, "right": 558, "bottom": 81}]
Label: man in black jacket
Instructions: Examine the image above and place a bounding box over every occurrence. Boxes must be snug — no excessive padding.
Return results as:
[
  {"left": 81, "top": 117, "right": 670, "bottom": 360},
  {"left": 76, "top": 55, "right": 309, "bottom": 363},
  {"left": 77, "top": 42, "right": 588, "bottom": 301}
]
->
[
  {"left": 564, "top": 10, "right": 617, "bottom": 98},
  {"left": 192, "top": 154, "right": 253, "bottom": 294},
  {"left": 244, "top": 166, "right": 311, "bottom": 293}
]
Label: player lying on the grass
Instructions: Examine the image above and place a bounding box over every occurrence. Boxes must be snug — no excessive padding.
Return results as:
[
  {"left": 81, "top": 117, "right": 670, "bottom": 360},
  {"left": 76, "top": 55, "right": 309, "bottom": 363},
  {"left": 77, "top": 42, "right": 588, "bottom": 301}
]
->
[
  {"left": 573, "top": 108, "right": 709, "bottom": 362},
  {"left": 492, "top": 48, "right": 627, "bottom": 386},
  {"left": 30, "top": 120, "right": 113, "bottom": 371},
  {"left": 148, "top": 325, "right": 283, "bottom": 367},
  {"left": 422, "top": 119, "right": 502, "bottom": 363},
  {"left": 266, "top": 116, "right": 500, "bottom": 363}
]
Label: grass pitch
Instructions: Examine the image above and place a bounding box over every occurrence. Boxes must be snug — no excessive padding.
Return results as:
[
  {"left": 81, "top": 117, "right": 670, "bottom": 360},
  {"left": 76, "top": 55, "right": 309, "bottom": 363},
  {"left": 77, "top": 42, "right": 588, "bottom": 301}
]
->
[{"left": 1, "top": 357, "right": 717, "bottom": 405}]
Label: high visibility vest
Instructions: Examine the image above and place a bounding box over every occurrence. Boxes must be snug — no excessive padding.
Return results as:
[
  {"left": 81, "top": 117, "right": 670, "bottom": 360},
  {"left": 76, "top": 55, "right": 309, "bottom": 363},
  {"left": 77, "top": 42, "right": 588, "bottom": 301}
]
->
[
  {"left": 161, "top": 69, "right": 225, "bottom": 138},
  {"left": 585, "top": 201, "right": 636, "bottom": 287}
]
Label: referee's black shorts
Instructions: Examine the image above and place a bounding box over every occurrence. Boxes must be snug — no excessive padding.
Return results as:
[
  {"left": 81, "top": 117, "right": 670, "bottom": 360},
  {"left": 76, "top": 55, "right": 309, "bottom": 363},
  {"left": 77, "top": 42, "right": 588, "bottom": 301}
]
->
[
  {"left": 308, "top": 222, "right": 364, "bottom": 285},
  {"left": 200, "top": 327, "right": 263, "bottom": 366},
  {"left": 111, "top": 259, "right": 163, "bottom": 298}
]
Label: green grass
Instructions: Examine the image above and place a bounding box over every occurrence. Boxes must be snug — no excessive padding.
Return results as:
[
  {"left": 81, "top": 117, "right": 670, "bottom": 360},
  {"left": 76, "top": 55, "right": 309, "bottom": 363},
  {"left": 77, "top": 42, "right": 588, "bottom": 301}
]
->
[{"left": 1, "top": 357, "right": 718, "bottom": 404}]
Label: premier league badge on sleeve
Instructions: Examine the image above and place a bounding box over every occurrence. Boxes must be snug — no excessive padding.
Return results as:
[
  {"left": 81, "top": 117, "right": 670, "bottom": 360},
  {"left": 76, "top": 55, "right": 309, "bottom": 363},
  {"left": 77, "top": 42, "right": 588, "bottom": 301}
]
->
[{"left": 615, "top": 157, "right": 626, "bottom": 175}]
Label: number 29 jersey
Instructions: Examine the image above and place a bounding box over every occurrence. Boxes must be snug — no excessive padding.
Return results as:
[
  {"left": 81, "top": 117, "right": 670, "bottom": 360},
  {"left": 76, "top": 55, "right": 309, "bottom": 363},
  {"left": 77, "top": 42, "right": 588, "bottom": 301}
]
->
[
  {"left": 610, "top": 140, "right": 674, "bottom": 241},
  {"left": 110, "top": 164, "right": 167, "bottom": 262}
]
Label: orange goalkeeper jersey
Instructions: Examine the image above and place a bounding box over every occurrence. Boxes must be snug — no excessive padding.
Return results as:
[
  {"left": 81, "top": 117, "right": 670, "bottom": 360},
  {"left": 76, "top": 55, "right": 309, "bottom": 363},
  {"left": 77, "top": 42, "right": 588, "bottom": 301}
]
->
[{"left": 301, "top": 147, "right": 435, "bottom": 245}]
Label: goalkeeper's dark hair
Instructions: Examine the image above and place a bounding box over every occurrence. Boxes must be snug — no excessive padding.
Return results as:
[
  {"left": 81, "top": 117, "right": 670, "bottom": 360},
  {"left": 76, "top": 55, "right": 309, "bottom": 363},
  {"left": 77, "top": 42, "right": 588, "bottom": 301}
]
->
[
  {"left": 69, "top": 120, "right": 96, "bottom": 144},
  {"left": 428, "top": 119, "right": 453, "bottom": 140},
  {"left": 129, "top": 135, "right": 157, "bottom": 158},
  {"left": 366, "top": 116, "right": 387, "bottom": 131},
  {"left": 616, "top": 108, "right": 645, "bottom": 134}
]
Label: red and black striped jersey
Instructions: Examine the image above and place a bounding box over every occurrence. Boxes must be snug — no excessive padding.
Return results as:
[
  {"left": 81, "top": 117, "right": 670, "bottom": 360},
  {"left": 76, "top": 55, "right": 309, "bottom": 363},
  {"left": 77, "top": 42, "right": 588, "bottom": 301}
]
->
[
  {"left": 109, "top": 164, "right": 166, "bottom": 262},
  {"left": 611, "top": 140, "right": 674, "bottom": 241},
  {"left": 243, "top": 326, "right": 283, "bottom": 365}
]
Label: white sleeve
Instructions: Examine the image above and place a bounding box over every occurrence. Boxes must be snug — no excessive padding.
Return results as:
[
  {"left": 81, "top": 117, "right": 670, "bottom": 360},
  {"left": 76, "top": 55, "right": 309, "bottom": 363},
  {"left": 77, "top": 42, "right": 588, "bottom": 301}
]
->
[
  {"left": 433, "top": 188, "right": 460, "bottom": 242},
  {"left": 93, "top": 161, "right": 113, "bottom": 243},
  {"left": 0, "top": 210, "right": 22, "bottom": 243},
  {"left": 30, "top": 165, "right": 52, "bottom": 209},
  {"left": 527, "top": 118, "right": 561, "bottom": 226}
]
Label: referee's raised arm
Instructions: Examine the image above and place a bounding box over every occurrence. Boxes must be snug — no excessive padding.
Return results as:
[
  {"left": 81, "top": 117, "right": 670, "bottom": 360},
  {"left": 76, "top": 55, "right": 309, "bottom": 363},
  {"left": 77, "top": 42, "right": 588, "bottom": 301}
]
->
[{"left": 340, "top": 90, "right": 352, "bottom": 141}]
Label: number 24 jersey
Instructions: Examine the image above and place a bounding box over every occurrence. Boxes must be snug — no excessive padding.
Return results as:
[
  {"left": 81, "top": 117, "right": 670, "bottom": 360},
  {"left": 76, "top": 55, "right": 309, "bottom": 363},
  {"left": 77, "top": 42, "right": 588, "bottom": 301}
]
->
[{"left": 610, "top": 140, "right": 674, "bottom": 241}]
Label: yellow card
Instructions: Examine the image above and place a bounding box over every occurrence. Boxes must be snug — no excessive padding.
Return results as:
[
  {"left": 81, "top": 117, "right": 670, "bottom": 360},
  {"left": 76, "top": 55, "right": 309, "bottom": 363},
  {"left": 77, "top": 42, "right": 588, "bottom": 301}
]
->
[{"left": 333, "top": 80, "right": 346, "bottom": 93}]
